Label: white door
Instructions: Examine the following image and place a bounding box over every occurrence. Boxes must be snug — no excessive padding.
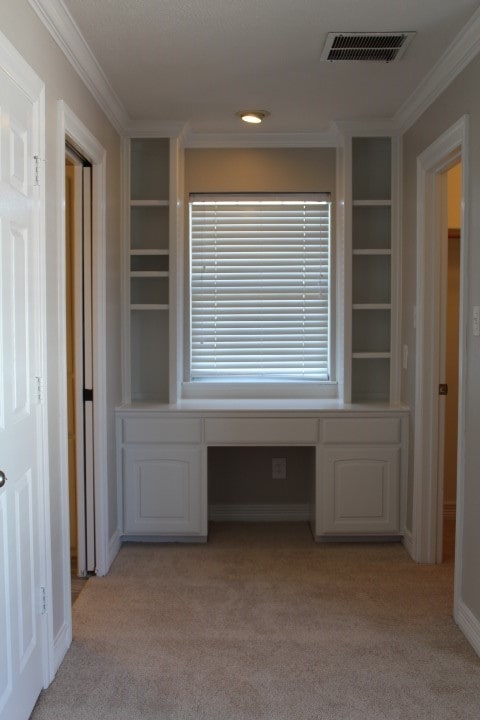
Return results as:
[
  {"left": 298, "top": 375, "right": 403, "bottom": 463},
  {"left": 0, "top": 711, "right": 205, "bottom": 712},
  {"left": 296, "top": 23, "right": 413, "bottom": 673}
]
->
[
  {"left": 82, "top": 165, "right": 96, "bottom": 573},
  {"left": 65, "top": 153, "right": 96, "bottom": 576},
  {"left": 0, "top": 61, "right": 46, "bottom": 719}
]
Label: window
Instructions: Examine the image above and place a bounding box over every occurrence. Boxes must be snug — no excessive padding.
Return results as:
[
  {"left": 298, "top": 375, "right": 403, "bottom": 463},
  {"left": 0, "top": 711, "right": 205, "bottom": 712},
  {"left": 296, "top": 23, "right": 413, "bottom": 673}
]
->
[{"left": 186, "top": 193, "right": 332, "bottom": 395}]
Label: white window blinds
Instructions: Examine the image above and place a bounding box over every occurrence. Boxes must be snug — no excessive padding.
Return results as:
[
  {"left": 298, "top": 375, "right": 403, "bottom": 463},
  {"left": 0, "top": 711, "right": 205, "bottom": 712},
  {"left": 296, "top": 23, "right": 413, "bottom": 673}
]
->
[{"left": 189, "top": 194, "right": 331, "bottom": 382}]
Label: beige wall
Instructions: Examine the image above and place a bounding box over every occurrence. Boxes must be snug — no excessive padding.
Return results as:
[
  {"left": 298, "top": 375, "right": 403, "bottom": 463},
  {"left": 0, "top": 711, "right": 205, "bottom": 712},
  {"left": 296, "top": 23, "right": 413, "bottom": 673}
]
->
[
  {"left": 443, "top": 166, "right": 461, "bottom": 509},
  {"left": 0, "top": 0, "right": 122, "bottom": 645},
  {"left": 443, "top": 233, "right": 460, "bottom": 507},
  {"left": 448, "top": 163, "right": 462, "bottom": 229},
  {"left": 185, "top": 147, "right": 336, "bottom": 194},
  {"left": 402, "top": 51, "right": 480, "bottom": 618}
]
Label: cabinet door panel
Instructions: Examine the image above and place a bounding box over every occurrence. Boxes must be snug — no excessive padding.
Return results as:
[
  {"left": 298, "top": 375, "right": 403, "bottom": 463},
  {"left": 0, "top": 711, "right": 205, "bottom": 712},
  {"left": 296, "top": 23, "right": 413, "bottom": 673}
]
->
[
  {"left": 124, "top": 445, "right": 203, "bottom": 535},
  {"left": 320, "top": 447, "right": 399, "bottom": 534}
]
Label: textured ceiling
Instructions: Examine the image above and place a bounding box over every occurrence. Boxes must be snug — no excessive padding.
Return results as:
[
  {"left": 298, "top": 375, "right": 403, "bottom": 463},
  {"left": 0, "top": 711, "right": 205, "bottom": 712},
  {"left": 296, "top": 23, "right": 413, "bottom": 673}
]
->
[{"left": 62, "top": 0, "right": 480, "bottom": 134}]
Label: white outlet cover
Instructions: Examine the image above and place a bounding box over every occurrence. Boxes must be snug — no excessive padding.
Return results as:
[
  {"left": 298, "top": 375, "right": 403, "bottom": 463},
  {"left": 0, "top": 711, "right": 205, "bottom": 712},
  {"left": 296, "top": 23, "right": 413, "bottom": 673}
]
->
[{"left": 272, "top": 457, "right": 287, "bottom": 480}]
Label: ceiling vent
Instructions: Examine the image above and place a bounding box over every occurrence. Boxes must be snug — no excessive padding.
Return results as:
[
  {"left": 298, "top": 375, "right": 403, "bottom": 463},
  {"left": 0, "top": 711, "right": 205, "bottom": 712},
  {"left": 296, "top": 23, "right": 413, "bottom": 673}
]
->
[{"left": 321, "top": 32, "right": 415, "bottom": 62}]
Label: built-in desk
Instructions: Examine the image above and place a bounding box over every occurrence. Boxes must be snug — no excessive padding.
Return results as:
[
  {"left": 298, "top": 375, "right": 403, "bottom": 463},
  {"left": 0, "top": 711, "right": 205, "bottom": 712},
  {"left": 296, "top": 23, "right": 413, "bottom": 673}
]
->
[{"left": 115, "top": 401, "right": 409, "bottom": 541}]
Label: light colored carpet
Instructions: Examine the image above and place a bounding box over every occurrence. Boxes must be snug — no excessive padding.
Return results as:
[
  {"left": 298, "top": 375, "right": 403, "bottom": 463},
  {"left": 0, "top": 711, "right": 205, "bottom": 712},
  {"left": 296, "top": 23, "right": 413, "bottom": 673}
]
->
[
  {"left": 31, "top": 523, "right": 480, "bottom": 720},
  {"left": 71, "top": 574, "right": 88, "bottom": 606}
]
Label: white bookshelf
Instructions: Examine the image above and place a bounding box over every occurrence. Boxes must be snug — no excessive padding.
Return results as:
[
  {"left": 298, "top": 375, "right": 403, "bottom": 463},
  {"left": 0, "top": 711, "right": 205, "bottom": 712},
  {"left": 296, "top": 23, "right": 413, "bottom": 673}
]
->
[
  {"left": 127, "top": 138, "right": 171, "bottom": 402},
  {"left": 350, "top": 136, "right": 394, "bottom": 404}
]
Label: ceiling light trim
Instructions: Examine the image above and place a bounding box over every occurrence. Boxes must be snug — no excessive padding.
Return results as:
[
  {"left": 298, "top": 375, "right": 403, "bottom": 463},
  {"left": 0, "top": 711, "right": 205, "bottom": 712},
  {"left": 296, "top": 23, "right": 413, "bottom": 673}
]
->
[
  {"left": 28, "top": 0, "right": 129, "bottom": 134},
  {"left": 236, "top": 110, "right": 270, "bottom": 124},
  {"left": 394, "top": 5, "right": 480, "bottom": 132}
]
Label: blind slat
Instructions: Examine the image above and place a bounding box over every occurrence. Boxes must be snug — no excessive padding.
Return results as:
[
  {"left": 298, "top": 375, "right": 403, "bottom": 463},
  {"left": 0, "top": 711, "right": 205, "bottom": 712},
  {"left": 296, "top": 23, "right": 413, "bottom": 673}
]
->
[{"left": 190, "top": 197, "right": 330, "bottom": 382}]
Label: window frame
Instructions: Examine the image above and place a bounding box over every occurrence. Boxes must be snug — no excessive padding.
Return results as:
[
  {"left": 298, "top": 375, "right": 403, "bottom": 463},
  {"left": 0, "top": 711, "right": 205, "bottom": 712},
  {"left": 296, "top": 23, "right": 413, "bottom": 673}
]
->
[{"left": 182, "top": 192, "right": 337, "bottom": 400}]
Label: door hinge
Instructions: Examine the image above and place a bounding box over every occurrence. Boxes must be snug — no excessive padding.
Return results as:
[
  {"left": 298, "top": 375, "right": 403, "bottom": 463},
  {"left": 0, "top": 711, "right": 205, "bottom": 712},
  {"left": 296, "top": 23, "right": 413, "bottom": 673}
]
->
[
  {"left": 83, "top": 388, "right": 93, "bottom": 402},
  {"left": 39, "top": 587, "right": 47, "bottom": 615},
  {"left": 35, "top": 375, "right": 43, "bottom": 403},
  {"left": 33, "top": 155, "right": 45, "bottom": 186},
  {"left": 439, "top": 383, "right": 448, "bottom": 396}
]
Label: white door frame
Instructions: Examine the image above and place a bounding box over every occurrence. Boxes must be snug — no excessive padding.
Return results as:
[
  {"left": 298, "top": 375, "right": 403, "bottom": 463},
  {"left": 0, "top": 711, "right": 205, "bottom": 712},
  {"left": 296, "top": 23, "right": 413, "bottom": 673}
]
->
[
  {"left": 65, "top": 149, "right": 98, "bottom": 577},
  {"left": 0, "top": 30, "right": 52, "bottom": 692},
  {"left": 56, "top": 101, "right": 108, "bottom": 658},
  {"left": 64, "top": 149, "right": 86, "bottom": 577},
  {"left": 412, "top": 116, "right": 468, "bottom": 608}
]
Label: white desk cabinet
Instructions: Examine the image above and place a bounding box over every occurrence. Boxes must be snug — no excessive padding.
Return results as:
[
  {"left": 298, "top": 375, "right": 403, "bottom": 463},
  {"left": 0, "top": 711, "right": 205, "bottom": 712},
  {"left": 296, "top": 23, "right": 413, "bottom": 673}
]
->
[
  {"left": 118, "top": 410, "right": 205, "bottom": 538},
  {"left": 317, "top": 416, "right": 403, "bottom": 536},
  {"left": 117, "top": 405, "right": 408, "bottom": 541},
  {"left": 123, "top": 445, "right": 203, "bottom": 536},
  {"left": 319, "top": 446, "right": 400, "bottom": 534},
  {"left": 123, "top": 444, "right": 203, "bottom": 536}
]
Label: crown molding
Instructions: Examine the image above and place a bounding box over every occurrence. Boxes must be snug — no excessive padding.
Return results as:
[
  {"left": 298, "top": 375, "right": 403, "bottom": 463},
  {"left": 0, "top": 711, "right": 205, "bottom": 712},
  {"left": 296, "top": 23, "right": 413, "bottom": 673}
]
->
[
  {"left": 394, "top": 5, "right": 480, "bottom": 133},
  {"left": 28, "top": 0, "right": 129, "bottom": 134},
  {"left": 334, "top": 119, "right": 399, "bottom": 137},
  {"left": 27, "top": 0, "right": 480, "bottom": 143},
  {"left": 184, "top": 129, "right": 339, "bottom": 148},
  {"left": 126, "top": 120, "right": 188, "bottom": 139}
]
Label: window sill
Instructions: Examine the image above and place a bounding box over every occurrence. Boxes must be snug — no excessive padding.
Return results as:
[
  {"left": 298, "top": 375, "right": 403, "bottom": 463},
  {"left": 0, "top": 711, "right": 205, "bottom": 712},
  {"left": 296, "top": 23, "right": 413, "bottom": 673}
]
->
[{"left": 181, "top": 381, "right": 338, "bottom": 401}]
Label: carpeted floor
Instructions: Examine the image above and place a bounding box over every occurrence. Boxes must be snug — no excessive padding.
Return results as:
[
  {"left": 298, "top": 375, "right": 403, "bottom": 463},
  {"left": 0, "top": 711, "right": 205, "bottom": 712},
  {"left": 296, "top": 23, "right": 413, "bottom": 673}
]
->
[
  {"left": 31, "top": 523, "right": 480, "bottom": 720},
  {"left": 71, "top": 574, "right": 88, "bottom": 605}
]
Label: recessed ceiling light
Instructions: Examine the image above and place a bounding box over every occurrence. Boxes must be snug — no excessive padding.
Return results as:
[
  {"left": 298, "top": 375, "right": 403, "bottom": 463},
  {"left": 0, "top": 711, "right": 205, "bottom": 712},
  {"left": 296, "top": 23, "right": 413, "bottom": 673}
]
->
[{"left": 236, "top": 111, "right": 270, "bottom": 124}]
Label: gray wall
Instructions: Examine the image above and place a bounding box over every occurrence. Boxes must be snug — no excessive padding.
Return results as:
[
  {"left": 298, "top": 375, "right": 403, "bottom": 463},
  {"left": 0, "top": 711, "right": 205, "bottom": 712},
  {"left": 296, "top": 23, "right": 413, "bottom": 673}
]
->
[
  {"left": 208, "top": 447, "right": 315, "bottom": 505},
  {"left": 402, "top": 51, "right": 480, "bottom": 619},
  {"left": 0, "top": 0, "right": 122, "bottom": 646}
]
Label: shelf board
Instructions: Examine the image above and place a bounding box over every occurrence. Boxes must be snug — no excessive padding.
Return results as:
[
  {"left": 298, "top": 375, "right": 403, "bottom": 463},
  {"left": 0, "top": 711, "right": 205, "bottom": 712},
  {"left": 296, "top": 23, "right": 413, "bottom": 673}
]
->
[
  {"left": 353, "top": 249, "right": 391, "bottom": 256},
  {"left": 130, "top": 249, "right": 169, "bottom": 256},
  {"left": 352, "top": 352, "right": 391, "bottom": 359},
  {"left": 352, "top": 200, "right": 391, "bottom": 207},
  {"left": 130, "top": 271, "right": 169, "bottom": 278},
  {"left": 353, "top": 303, "right": 391, "bottom": 310},
  {"left": 130, "top": 200, "right": 169, "bottom": 207},
  {"left": 131, "top": 304, "right": 169, "bottom": 311}
]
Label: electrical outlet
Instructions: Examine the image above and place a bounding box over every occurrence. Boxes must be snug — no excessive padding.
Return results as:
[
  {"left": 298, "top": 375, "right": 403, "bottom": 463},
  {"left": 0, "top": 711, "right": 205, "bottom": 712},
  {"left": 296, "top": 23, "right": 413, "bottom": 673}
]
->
[
  {"left": 473, "top": 306, "right": 480, "bottom": 336},
  {"left": 272, "top": 457, "right": 287, "bottom": 480}
]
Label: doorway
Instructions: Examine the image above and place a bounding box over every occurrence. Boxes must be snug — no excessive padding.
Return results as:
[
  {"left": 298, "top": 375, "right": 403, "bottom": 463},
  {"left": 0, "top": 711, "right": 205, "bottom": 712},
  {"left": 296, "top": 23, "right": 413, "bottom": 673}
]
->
[
  {"left": 65, "top": 144, "right": 96, "bottom": 581},
  {"left": 412, "top": 116, "right": 468, "bottom": 622},
  {"left": 437, "top": 163, "right": 462, "bottom": 564}
]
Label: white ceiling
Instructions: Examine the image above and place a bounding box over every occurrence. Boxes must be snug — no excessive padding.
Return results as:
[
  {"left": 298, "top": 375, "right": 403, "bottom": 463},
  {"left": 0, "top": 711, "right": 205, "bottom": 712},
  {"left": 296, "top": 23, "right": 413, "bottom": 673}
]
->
[{"left": 61, "top": 0, "right": 480, "bottom": 135}]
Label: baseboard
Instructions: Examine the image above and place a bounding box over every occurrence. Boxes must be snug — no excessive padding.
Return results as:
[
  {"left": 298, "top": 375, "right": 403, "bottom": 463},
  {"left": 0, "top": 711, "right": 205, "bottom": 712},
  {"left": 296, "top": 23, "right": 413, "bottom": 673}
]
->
[
  {"left": 443, "top": 502, "right": 456, "bottom": 519},
  {"left": 53, "top": 621, "right": 72, "bottom": 674},
  {"left": 402, "top": 528, "right": 414, "bottom": 558},
  {"left": 456, "top": 599, "right": 480, "bottom": 658},
  {"left": 315, "top": 534, "right": 402, "bottom": 543},
  {"left": 209, "top": 503, "right": 311, "bottom": 522},
  {"left": 108, "top": 528, "right": 122, "bottom": 570},
  {"left": 123, "top": 535, "right": 207, "bottom": 544}
]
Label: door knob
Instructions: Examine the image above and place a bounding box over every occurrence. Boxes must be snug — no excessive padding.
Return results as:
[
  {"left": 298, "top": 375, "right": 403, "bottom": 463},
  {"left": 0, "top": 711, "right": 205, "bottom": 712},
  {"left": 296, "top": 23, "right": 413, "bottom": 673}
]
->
[{"left": 0, "top": 470, "right": 6, "bottom": 488}]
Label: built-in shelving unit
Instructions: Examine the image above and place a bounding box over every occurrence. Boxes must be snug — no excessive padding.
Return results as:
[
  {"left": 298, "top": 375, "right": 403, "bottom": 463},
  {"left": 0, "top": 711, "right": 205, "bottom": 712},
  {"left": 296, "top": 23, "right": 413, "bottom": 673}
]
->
[
  {"left": 117, "top": 133, "right": 407, "bottom": 543},
  {"left": 127, "top": 138, "right": 171, "bottom": 402},
  {"left": 350, "top": 136, "right": 394, "bottom": 403}
]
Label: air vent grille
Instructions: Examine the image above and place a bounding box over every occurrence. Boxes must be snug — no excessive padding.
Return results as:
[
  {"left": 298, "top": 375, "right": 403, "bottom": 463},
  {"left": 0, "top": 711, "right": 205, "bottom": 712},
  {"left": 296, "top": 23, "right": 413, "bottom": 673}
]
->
[{"left": 321, "top": 32, "right": 415, "bottom": 62}]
